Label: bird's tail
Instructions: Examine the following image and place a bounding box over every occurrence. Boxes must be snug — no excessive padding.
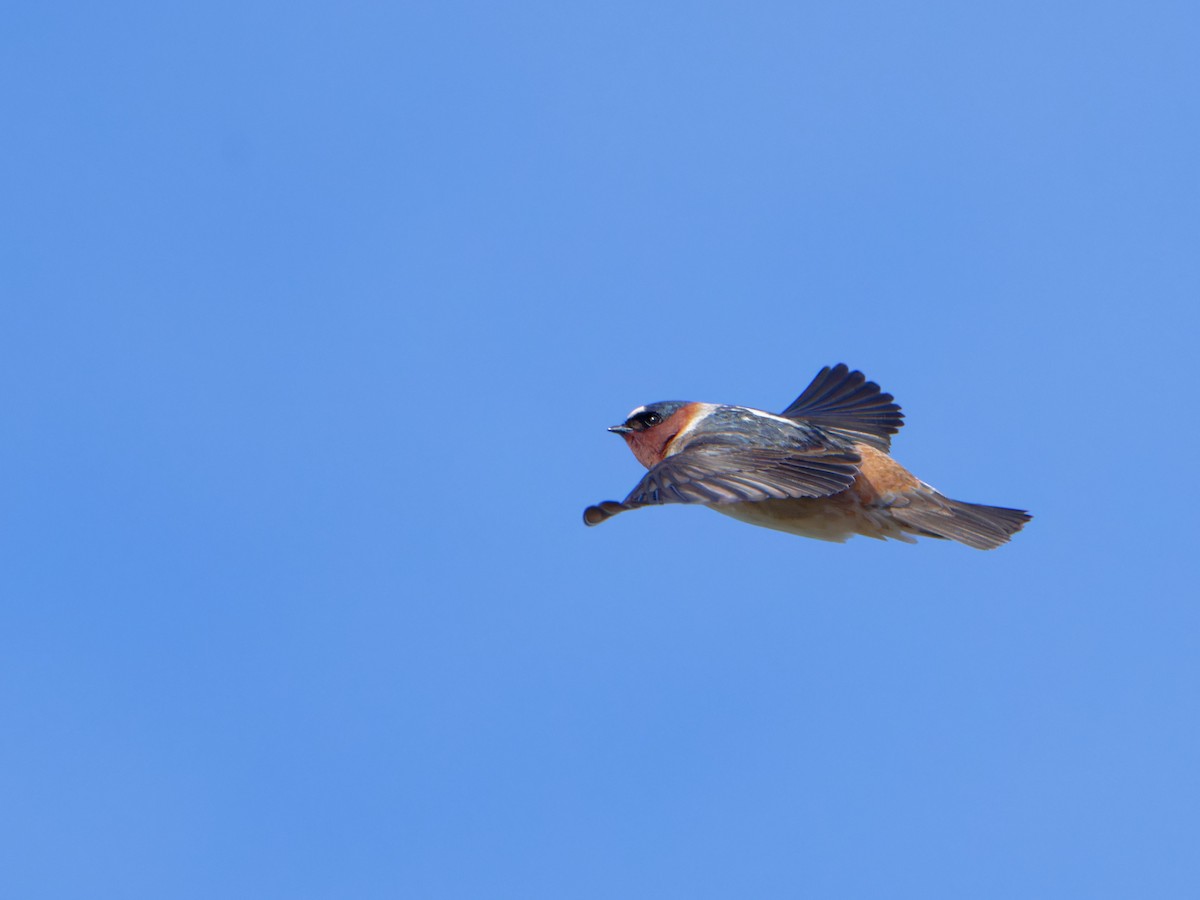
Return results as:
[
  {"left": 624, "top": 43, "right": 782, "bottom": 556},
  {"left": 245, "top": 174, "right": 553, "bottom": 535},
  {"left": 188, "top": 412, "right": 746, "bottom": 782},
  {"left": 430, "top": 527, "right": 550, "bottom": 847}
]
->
[{"left": 889, "top": 490, "right": 1031, "bottom": 550}]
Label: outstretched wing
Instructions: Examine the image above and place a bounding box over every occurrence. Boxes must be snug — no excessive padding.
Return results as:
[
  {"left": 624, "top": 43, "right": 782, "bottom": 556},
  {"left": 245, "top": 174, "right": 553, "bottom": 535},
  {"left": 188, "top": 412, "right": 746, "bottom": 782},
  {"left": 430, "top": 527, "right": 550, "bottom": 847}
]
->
[
  {"left": 583, "top": 444, "right": 860, "bottom": 526},
  {"left": 780, "top": 364, "right": 903, "bottom": 450}
]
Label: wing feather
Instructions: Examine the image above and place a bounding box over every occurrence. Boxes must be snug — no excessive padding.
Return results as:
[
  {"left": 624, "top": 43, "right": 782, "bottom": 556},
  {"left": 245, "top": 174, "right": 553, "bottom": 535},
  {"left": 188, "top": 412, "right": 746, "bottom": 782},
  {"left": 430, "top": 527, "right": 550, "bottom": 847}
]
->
[
  {"left": 583, "top": 445, "right": 860, "bottom": 526},
  {"left": 779, "top": 364, "right": 903, "bottom": 450}
]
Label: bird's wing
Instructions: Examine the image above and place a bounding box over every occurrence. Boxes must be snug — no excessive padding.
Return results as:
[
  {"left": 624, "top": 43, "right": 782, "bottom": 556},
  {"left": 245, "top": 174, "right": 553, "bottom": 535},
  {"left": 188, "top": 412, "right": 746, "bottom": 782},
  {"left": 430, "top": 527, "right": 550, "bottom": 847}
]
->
[
  {"left": 779, "top": 363, "right": 903, "bottom": 451},
  {"left": 583, "top": 444, "right": 860, "bottom": 526}
]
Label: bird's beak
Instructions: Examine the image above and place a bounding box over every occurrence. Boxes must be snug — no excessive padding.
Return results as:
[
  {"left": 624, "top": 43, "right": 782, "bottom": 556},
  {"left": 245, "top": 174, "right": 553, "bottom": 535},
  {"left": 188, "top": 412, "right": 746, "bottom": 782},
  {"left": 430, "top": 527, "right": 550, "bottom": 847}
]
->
[{"left": 608, "top": 424, "right": 633, "bottom": 435}]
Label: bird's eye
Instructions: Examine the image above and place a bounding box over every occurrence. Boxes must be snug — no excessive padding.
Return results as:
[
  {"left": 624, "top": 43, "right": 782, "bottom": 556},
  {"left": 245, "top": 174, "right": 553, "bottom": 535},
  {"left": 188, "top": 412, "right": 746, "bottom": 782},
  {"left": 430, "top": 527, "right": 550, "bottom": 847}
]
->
[{"left": 629, "top": 411, "right": 662, "bottom": 430}]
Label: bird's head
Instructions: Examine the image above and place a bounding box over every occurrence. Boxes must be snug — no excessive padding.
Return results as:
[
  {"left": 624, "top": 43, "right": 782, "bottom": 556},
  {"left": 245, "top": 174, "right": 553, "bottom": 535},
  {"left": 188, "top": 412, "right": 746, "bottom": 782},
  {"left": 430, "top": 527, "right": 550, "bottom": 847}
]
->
[{"left": 609, "top": 401, "right": 692, "bottom": 468}]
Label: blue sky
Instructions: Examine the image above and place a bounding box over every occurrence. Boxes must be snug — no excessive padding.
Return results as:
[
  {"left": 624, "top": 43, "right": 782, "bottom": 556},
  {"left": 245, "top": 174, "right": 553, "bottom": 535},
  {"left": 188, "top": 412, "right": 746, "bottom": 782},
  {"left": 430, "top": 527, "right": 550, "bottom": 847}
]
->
[{"left": 3, "top": 2, "right": 1198, "bottom": 897}]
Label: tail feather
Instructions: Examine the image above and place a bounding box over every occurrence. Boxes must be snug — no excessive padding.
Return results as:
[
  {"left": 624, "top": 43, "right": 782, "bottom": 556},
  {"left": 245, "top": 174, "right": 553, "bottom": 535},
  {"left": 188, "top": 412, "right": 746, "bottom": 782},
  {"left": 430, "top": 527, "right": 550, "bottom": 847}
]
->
[{"left": 889, "top": 491, "right": 1031, "bottom": 550}]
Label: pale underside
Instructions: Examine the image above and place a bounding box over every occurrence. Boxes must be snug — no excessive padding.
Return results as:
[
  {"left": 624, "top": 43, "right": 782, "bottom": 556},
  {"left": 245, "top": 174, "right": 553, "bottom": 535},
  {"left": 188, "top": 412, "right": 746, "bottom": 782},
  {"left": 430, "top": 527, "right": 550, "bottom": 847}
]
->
[{"left": 712, "top": 494, "right": 920, "bottom": 543}]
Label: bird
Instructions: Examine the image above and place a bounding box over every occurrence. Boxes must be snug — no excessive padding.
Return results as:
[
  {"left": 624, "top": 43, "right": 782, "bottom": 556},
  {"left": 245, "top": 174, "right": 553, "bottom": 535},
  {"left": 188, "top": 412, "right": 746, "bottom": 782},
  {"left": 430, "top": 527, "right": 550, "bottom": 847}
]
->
[{"left": 583, "top": 364, "right": 1030, "bottom": 549}]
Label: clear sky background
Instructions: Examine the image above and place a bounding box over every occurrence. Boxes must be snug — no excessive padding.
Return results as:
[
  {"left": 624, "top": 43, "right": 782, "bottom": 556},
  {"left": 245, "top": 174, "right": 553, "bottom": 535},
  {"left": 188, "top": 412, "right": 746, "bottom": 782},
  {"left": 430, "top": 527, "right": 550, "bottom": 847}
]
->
[{"left": 3, "top": 2, "right": 1198, "bottom": 898}]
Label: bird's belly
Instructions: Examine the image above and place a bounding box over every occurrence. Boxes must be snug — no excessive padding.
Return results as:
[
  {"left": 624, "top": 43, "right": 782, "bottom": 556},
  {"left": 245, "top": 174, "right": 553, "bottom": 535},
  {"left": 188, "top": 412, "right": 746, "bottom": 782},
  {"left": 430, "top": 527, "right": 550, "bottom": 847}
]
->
[
  {"left": 709, "top": 447, "right": 928, "bottom": 543},
  {"left": 712, "top": 497, "right": 864, "bottom": 543}
]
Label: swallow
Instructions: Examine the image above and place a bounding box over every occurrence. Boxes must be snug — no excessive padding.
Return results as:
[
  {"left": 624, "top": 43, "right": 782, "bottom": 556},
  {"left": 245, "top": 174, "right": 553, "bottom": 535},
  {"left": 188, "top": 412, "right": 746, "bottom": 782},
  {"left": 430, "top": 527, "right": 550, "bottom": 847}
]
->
[{"left": 583, "top": 364, "right": 1031, "bottom": 549}]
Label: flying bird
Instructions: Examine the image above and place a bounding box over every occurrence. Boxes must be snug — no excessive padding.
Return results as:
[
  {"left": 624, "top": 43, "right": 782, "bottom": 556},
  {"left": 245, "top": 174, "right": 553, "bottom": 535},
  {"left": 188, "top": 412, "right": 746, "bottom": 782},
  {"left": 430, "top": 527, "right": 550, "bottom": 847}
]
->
[{"left": 583, "top": 364, "right": 1030, "bottom": 549}]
